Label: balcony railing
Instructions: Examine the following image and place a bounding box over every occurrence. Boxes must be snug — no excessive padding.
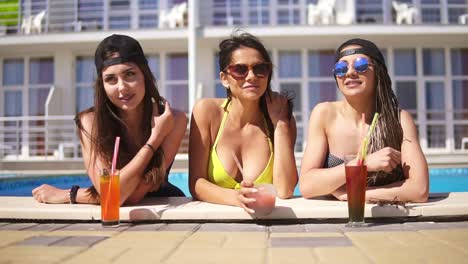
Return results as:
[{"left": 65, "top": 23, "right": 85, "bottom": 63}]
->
[
  {"left": 0, "top": 115, "right": 190, "bottom": 161},
  {"left": 1, "top": 1, "right": 468, "bottom": 36}
]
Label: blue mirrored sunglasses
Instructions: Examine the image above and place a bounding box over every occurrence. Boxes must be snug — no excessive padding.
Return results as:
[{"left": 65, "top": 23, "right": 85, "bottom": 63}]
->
[{"left": 333, "top": 57, "right": 373, "bottom": 77}]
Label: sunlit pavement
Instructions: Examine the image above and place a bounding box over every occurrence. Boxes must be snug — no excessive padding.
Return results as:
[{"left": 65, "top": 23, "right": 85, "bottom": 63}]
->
[{"left": 0, "top": 221, "right": 467, "bottom": 263}]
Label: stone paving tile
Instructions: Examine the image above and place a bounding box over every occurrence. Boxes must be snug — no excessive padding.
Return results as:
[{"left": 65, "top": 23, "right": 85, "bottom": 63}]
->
[
  {"left": 340, "top": 222, "right": 417, "bottom": 232},
  {"left": 345, "top": 232, "right": 425, "bottom": 263},
  {"left": 178, "top": 232, "right": 226, "bottom": 249},
  {"left": 160, "top": 223, "right": 200, "bottom": 232},
  {"left": 223, "top": 232, "right": 267, "bottom": 248},
  {"left": 269, "top": 224, "right": 305, "bottom": 233},
  {"left": 418, "top": 229, "right": 468, "bottom": 253},
  {"left": 304, "top": 223, "right": 344, "bottom": 232},
  {"left": 270, "top": 236, "right": 352, "bottom": 248},
  {"left": 267, "top": 248, "right": 317, "bottom": 264},
  {"left": 408, "top": 247, "right": 467, "bottom": 264},
  {"left": 270, "top": 232, "right": 344, "bottom": 238},
  {"left": 16, "top": 235, "right": 68, "bottom": 246},
  {"left": 0, "top": 245, "right": 84, "bottom": 264},
  {"left": 103, "top": 231, "right": 189, "bottom": 249},
  {"left": 126, "top": 223, "right": 166, "bottom": 231},
  {"left": 58, "top": 223, "right": 131, "bottom": 232},
  {"left": 23, "top": 223, "right": 70, "bottom": 231},
  {"left": 52, "top": 235, "right": 109, "bottom": 247},
  {"left": 0, "top": 223, "right": 38, "bottom": 230},
  {"left": 313, "top": 247, "right": 372, "bottom": 263},
  {"left": 197, "top": 223, "right": 265, "bottom": 232},
  {"left": 112, "top": 247, "right": 175, "bottom": 264},
  {"left": 407, "top": 221, "right": 468, "bottom": 230},
  {"left": 165, "top": 248, "right": 265, "bottom": 264},
  {"left": 0, "top": 231, "right": 44, "bottom": 248}
]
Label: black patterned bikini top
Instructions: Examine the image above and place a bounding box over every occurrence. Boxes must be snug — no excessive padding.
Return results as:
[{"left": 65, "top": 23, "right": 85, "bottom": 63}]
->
[
  {"left": 324, "top": 152, "right": 405, "bottom": 187},
  {"left": 324, "top": 153, "right": 344, "bottom": 168}
]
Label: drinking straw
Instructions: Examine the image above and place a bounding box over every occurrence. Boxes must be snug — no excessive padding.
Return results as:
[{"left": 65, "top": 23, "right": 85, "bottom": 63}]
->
[
  {"left": 111, "top": 136, "right": 120, "bottom": 176},
  {"left": 231, "top": 152, "right": 244, "bottom": 176},
  {"left": 359, "top": 112, "right": 379, "bottom": 165},
  {"left": 106, "top": 136, "right": 120, "bottom": 215},
  {"left": 357, "top": 113, "right": 366, "bottom": 164}
]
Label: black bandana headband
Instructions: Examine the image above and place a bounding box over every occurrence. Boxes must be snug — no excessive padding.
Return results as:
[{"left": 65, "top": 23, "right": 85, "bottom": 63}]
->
[
  {"left": 335, "top": 38, "right": 386, "bottom": 66},
  {"left": 95, "top": 34, "right": 148, "bottom": 74}
]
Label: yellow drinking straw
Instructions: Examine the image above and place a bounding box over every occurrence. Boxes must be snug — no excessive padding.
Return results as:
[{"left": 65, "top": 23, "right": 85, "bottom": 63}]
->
[{"left": 359, "top": 112, "right": 379, "bottom": 165}]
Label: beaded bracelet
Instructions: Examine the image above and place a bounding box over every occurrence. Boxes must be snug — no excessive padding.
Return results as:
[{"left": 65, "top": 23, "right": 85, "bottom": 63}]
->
[{"left": 69, "top": 185, "right": 80, "bottom": 204}]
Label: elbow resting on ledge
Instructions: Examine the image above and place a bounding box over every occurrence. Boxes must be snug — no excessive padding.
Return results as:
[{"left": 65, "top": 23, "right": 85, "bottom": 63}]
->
[
  {"left": 276, "top": 188, "right": 294, "bottom": 199},
  {"left": 411, "top": 188, "right": 429, "bottom": 203}
]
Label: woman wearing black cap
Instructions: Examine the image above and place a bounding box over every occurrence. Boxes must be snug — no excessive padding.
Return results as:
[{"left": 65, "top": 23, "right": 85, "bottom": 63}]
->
[
  {"left": 33, "top": 34, "right": 187, "bottom": 204},
  {"left": 299, "top": 38, "right": 429, "bottom": 203}
]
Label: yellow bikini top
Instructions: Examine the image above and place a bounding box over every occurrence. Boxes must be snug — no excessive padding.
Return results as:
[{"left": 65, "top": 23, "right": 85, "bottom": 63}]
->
[{"left": 207, "top": 100, "right": 274, "bottom": 189}]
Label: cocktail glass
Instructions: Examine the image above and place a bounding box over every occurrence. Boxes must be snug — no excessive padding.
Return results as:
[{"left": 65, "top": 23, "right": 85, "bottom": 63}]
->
[{"left": 344, "top": 154, "right": 367, "bottom": 227}]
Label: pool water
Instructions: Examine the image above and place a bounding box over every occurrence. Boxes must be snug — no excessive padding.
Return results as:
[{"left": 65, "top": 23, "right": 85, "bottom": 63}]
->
[{"left": 1, "top": 168, "right": 468, "bottom": 197}]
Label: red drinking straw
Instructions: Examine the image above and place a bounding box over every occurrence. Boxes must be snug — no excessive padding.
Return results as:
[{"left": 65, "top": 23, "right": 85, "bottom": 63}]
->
[{"left": 111, "top": 136, "right": 120, "bottom": 176}]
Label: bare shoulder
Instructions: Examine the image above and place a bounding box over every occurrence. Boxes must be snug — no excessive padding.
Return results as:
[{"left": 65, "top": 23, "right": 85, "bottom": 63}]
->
[
  {"left": 77, "top": 111, "right": 94, "bottom": 133},
  {"left": 400, "top": 110, "right": 414, "bottom": 124},
  {"left": 310, "top": 101, "right": 336, "bottom": 122},
  {"left": 192, "top": 98, "right": 224, "bottom": 118}
]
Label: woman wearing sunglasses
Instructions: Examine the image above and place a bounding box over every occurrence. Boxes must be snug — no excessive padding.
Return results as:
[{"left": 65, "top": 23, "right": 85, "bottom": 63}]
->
[
  {"left": 189, "top": 32, "right": 298, "bottom": 213},
  {"left": 299, "top": 38, "right": 429, "bottom": 203}
]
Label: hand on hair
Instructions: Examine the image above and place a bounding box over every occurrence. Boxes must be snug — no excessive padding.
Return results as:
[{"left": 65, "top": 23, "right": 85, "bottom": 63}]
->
[
  {"left": 148, "top": 99, "right": 174, "bottom": 146},
  {"left": 365, "top": 147, "right": 401, "bottom": 173},
  {"left": 32, "top": 184, "right": 69, "bottom": 204},
  {"left": 266, "top": 92, "right": 289, "bottom": 126}
]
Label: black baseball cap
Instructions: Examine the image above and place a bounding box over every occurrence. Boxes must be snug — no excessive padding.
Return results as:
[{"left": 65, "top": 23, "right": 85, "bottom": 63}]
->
[
  {"left": 94, "top": 34, "right": 148, "bottom": 74},
  {"left": 335, "top": 38, "right": 386, "bottom": 66}
]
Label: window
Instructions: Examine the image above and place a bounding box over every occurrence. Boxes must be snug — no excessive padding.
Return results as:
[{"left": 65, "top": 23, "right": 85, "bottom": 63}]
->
[
  {"left": 423, "top": 48, "right": 445, "bottom": 76},
  {"left": 248, "top": 0, "right": 270, "bottom": 25},
  {"left": 277, "top": 0, "right": 300, "bottom": 25},
  {"left": 78, "top": 0, "right": 104, "bottom": 31},
  {"left": 394, "top": 49, "right": 418, "bottom": 119},
  {"left": 166, "top": 53, "right": 188, "bottom": 112},
  {"left": 447, "top": 0, "right": 468, "bottom": 24},
  {"left": 76, "top": 57, "right": 96, "bottom": 113},
  {"left": 356, "top": 0, "right": 383, "bottom": 23},
  {"left": 109, "top": 0, "right": 131, "bottom": 29},
  {"left": 278, "top": 50, "right": 302, "bottom": 150},
  {"left": 29, "top": 58, "right": 54, "bottom": 116},
  {"left": 420, "top": 0, "right": 442, "bottom": 24},
  {"left": 279, "top": 51, "right": 301, "bottom": 78},
  {"left": 139, "top": 0, "right": 159, "bottom": 28},
  {"left": 213, "top": 0, "right": 242, "bottom": 25},
  {"left": 451, "top": 48, "right": 468, "bottom": 150},
  {"left": 308, "top": 50, "right": 336, "bottom": 111}
]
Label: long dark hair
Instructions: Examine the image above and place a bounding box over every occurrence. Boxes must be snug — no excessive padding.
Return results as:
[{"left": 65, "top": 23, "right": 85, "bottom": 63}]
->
[
  {"left": 218, "top": 30, "right": 292, "bottom": 144},
  {"left": 336, "top": 38, "right": 404, "bottom": 186},
  {"left": 76, "top": 44, "right": 166, "bottom": 199}
]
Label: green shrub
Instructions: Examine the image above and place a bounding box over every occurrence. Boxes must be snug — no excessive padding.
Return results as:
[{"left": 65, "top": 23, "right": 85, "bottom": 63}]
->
[{"left": 0, "top": 0, "right": 19, "bottom": 27}]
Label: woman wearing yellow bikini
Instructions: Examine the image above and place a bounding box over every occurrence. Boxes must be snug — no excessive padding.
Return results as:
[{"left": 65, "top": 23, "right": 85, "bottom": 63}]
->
[{"left": 189, "top": 31, "right": 298, "bottom": 213}]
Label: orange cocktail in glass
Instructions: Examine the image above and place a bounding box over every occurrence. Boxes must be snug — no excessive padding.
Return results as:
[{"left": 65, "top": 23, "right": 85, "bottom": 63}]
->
[{"left": 100, "top": 169, "right": 120, "bottom": 227}]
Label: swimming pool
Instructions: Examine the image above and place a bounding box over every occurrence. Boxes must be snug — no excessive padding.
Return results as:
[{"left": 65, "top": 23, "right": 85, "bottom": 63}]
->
[{"left": 1, "top": 168, "right": 468, "bottom": 197}]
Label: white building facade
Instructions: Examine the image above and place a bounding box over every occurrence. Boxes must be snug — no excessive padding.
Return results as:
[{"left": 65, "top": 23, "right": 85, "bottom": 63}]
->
[{"left": 0, "top": 0, "right": 467, "bottom": 167}]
